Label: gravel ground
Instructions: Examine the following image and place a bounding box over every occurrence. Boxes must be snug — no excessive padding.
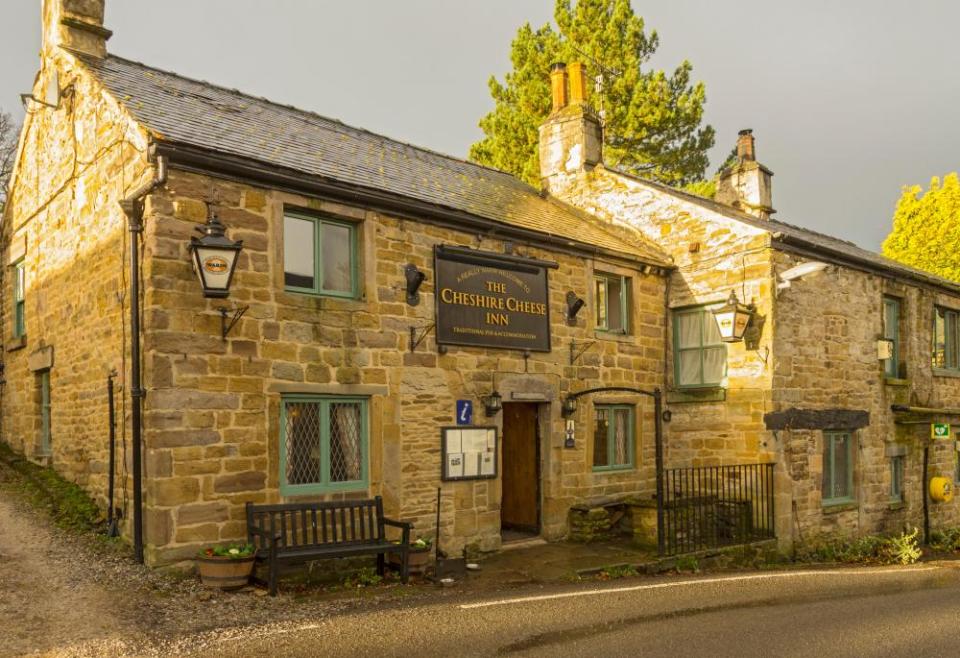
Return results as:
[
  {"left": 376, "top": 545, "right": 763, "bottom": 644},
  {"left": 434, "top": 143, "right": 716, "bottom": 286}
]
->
[{"left": 0, "top": 464, "right": 418, "bottom": 658}]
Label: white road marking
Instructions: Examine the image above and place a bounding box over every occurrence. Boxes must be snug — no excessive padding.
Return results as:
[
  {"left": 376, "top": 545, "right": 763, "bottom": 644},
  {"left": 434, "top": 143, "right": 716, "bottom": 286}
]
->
[{"left": 458, "top": 565, "right": 940, "bottom": 609}]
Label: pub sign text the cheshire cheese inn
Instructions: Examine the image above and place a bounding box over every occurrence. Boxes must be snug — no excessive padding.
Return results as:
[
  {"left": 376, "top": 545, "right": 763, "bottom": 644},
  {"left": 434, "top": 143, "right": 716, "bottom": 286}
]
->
[{"left": 434, "top": 246, "right": 555, "bottom": 352}]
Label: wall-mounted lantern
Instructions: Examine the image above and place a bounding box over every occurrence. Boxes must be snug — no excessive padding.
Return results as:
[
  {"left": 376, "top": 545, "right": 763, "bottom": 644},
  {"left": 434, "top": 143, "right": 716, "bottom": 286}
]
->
[
  {"left": 561, "top": 396, "right": 578, "bottom": 418},
  {"left": 405, "top": 264, "right": 426, "bottom": 306},
  {"left": 712, "top": 291, "right": 754, "bottom": 343},
  {"left": 189, "top": 211, "right": 243, "bottom": 298},
  {"left": 483, "top": 390, "right": 503, "bottom": 417},
  {"left": 565, "top": 291, "right": 586, "bottom": 325}
]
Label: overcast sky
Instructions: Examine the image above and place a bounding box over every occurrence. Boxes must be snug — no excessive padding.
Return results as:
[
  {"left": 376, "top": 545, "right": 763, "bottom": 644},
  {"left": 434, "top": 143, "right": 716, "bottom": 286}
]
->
[{"left": 2, "top": 1, "right": 958, "bottom": 250}]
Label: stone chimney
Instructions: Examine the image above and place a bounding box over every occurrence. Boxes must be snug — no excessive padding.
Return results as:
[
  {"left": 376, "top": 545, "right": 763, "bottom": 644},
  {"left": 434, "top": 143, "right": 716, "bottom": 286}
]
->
[
  {"left": 716, "top": 129, "right": 775, "bottom": 220},
  {"left": 538, "top": 62, "right": 603, "bottom": 191},
  {"left": 42, "top": 0, "right": 112, "bottom": 59}
]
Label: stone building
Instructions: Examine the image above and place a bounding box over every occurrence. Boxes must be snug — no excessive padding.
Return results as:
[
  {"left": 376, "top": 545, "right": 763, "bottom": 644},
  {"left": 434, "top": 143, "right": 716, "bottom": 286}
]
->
[
  {"left": 4, "top": 2, "right": 960, "bottom": 567},
  {"left": 3, "top": 1, "right": 674, "bottom": 565},
  {"left": 542, "top": 62, "right": 960, "bottom": 544}
]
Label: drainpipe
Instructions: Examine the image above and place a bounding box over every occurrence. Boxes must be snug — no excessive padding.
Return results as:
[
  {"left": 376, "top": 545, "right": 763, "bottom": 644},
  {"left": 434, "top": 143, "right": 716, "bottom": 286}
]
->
[{"left": 119, "top": 152, "right": 167, "bottom": 564}]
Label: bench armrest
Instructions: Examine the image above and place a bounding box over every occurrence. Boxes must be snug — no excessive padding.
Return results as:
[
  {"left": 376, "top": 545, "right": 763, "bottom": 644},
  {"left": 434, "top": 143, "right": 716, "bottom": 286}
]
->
[
  {"left": 248, "top": 525, "right": 283, "bottom": 542},
  {"left": 383, "top": 517, "right": 412, "bottom": 544}
]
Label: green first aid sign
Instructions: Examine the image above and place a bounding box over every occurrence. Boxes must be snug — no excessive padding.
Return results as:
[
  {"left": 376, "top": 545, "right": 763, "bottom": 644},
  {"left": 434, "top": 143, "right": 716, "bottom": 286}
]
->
[{"left": 932, "top": 423, "right": 951, "bottom": 439}]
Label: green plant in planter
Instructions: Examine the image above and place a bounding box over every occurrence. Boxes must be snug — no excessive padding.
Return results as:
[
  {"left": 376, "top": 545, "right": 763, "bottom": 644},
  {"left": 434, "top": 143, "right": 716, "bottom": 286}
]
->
[
  {"left": 200, "top": 543, "right": 256, "bottom": 559},
  {"left": 410, "top": 537, "right": 433, "bottom": 550}
]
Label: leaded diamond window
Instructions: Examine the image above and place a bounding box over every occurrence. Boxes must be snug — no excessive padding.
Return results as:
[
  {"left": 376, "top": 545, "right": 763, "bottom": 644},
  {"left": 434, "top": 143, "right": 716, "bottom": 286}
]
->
[{"left": 280, "top": 396, "right": 368, "bottom": 494}]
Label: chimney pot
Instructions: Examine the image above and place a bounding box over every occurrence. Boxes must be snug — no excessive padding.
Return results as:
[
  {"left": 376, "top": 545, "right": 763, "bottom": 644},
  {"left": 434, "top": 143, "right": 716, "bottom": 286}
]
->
[
  {"left": 549, "top": 62, "right": 568, "bottom": 113},
  {"left": 568, "top": 62, "right": 588, "bottom": 105},
  {"left": 736, "top": 128, "right": 755, "bottom": 161}
]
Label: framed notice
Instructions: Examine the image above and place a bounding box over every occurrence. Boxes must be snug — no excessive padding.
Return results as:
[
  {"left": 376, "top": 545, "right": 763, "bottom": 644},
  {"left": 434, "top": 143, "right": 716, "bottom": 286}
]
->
[
  {"left": 441, "top": 426, "right": 498, "bottom": 481},
  {"left": 434, "top": 245, "right": 556, "bottom": 353}
]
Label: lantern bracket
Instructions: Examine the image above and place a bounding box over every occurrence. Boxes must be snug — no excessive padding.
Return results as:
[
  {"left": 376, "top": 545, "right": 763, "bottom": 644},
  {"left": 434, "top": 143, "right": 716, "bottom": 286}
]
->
[
  {"left": 570, "top": 339, "right": 597, "bottom": 365},
  {"left": 409, "top": 323, "right": 437, "bottom": 353},
  {"left": 218, "top": 305, "right": 248, "bottom": 341}
]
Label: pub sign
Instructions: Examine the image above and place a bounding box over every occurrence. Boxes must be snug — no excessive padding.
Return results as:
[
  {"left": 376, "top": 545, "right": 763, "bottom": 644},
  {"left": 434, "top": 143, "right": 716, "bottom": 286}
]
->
[{"left": 434, "top": 246, "right": 554, "bottom": 352}]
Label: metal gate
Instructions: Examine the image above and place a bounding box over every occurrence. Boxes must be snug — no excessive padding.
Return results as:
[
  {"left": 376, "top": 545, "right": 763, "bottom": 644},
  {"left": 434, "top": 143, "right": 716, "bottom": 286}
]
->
[{"left": 659, "top": 463, "right": 775, "bottom": 556}]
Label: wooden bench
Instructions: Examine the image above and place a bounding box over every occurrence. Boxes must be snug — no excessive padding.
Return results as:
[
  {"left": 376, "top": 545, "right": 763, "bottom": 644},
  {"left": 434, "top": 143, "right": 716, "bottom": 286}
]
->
[{"left": 245, "top": 497, "right": 411, "bottom": 596}]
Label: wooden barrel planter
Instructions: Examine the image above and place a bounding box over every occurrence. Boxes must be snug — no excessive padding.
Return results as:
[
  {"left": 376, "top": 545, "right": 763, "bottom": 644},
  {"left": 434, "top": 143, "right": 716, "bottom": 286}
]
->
[
  {"left": 196, "top": 553, "right": 257, "bottom": 590},
  {"left": 388, "top": 545, "right": 432, "bottom": 575}
]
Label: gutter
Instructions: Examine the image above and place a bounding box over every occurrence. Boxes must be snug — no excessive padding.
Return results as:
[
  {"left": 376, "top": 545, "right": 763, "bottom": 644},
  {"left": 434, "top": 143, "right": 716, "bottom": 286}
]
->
[
  {"left": 154, "top": 142, "right": 673, "bottom": 273},
  {"left": 118, "top": 152, "right": 167, "bottom": 565},
  {"left": 891, "top": 404, "right": 960, "bottom": 417},
  {"left": 772, "top": 232, "right": 960, "bottom": 297}
]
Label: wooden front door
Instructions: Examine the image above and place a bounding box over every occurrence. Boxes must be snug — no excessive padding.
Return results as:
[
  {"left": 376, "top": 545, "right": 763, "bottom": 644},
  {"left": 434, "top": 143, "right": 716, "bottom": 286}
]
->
[{"left": 501, "top": 403, "right": 540, "bottom": 533}]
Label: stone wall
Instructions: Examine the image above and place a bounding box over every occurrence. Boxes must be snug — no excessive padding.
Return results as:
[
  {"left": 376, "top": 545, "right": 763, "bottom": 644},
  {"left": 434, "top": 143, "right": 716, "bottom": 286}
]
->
[
  {"left": 138, "top": 169, "right": 668, "bottom": 565},
  {"left": 1, "top": 50, "right": 150, "bottom": 523},
  {"left": 543, "top": 165, "right": 778, "bottom": 469},
  {"left": 771, "top": 249, "right": 960, "bottom": 542}
]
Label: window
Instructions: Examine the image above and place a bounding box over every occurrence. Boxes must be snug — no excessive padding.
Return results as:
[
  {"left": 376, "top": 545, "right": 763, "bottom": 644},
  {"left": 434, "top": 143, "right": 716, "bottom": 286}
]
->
[
  {"left": 890, "top": 455, "right": 905, "bottom": 503},
  {"left": 882, "top": 296, "right": 900, "bottom": 378},
  {"left": 673, "top": 307, "right": 726, "bottom": 388},
  {"left": 822, "top": 431, "right": 855, "bottom": 505},
  {"left": 593, "top": 405, "right": 634, "bottom": 470},
  {"left": 595, "top": 273, "right": 630, "bottom": 333},
  {"left": 12, "top": 260, "right": 25, "bottom": 338},
  {"left": 39, "top": 370, "right": 51, "bottom": 455},
  {"left": 283, "top": 212, "right": 358, "bottom": 298},
  {"left": 933, "top": 306, "right": 959, "bottom": 371},
  {"left": 280, "top": 396, "right": 368, "bottom": 494}
]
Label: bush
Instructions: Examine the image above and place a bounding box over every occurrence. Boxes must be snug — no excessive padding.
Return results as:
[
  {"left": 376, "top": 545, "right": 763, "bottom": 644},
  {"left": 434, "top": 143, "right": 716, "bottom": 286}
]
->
[
  {"left": 929, "top": 527, "right": 960, "bottom": 552},
  {"left": 796, "top": 530, "right": 922, "bottom": 566},
  {"left": 883, "top": 528, "right": 921, "bottom": 565}
]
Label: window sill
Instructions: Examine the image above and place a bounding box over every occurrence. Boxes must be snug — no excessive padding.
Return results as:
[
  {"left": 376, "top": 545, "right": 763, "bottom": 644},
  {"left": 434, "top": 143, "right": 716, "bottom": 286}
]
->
[
  {"left": 884, "top": 377, "right": 910, "bottom": 387},
  {"left": 6, "top": 335, "right": 26, "bottom": 352},
  {"left": 933, "top": 368, "right": 960, "bottom": 379},
  {"left": 593, "top": 330, "right": 633, "bottom": 343},
  {"left": 822, "top": 500, "right": 858, "bottom": 514},
  {"left": 888, "top": 501, "right": 906, "bottom": 511},
  {"left": 592, "top": 466, "right": 635, "bottom": 474},
  {"left": 667, "top": 388, "right": 726, "bottom": 404}
]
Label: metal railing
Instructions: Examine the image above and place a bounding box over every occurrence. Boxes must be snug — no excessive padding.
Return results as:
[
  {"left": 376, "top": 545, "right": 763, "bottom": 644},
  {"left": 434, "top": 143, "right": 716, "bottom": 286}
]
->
[{"left": 659, "top": 463, "right": 774, "bottom": 556}]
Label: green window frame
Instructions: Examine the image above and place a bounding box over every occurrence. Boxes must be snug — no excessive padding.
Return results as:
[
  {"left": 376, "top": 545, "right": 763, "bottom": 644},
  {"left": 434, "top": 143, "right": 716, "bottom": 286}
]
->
[
  {"left": 593, "top": 404, "right": 635, "bottom": 471},
  {"left": 283, "top": 212, "right": 359, "bottom": 299},
  {"left": 890, "top": 455, "right": 905, "bottom": 503},
  {"left": 279, "top": 395, "right": 368, "bottom": 495},
  {"left": 12, "top": 260, "right": 25, "bottom": 338},
  {"left": 882, "top": 296, "right": 900, "bottom": 378},
  {"left": 594, "top": 273, "right": 630, "bottom": 334},
  {"left": 673, "top": 306, "right": 727, "bottom": 389},
  {"left": 822, "top": 430, "right": 855, "bottom": 505},
  {"left": 933, "top": 306, "right": 959, "bottom": 371},
  {"left": 39, "top": 370, "right": 51, "bottom": 455}
]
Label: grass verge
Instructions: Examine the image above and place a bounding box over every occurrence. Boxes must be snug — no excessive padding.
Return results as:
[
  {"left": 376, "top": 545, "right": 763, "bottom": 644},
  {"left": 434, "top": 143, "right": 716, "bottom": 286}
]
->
[{"left": 0, "top": 441, "right": 104, "bottom": 534}]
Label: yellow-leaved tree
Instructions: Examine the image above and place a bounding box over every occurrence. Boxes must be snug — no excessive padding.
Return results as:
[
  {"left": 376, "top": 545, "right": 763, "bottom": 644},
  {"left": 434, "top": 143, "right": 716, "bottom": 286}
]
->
[{"left": 882, "top": 173, "right": 960, "bottom": 283}]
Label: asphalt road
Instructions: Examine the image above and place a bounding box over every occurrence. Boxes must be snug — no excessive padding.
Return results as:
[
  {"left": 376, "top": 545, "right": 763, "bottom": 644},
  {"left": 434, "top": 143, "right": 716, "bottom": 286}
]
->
[{"left": 172, "top": 563, "right": 960, "bottom": 658}]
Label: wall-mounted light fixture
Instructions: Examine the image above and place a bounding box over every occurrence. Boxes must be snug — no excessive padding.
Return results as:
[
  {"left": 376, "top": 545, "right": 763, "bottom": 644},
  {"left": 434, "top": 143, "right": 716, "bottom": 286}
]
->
[
  {"left": 565, "top": 291, "right": 585, "bottom": 325},
  {"left": 189, "top": 209, "right": 243, "bottom": 298},
  {"left": 712, "top": 290, "right": 754, "bottom": 343},
  {"left": 483, "top": 390, "right": 503, "bottom": 417},
  {"left": 561, "top": 396, "right": 578, "bottom": 418},
  {"left": 404, "top": 264, "right": 426, "bottom": 306}
]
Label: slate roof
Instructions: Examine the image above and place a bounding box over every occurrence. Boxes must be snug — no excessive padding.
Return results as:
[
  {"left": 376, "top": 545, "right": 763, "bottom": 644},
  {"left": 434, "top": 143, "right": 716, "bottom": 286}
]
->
[
  {"left": 76, "top": 53, "right": 670, "bottom": 267},
  {"left": 616, "top": 170, "right": 960, "bottom": 294}
]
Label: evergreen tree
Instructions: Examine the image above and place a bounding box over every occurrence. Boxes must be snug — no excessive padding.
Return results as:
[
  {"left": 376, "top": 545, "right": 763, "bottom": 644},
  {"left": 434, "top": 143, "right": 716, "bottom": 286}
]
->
[
  {"left": 469, "top": 0, "right": 715, "bottom": 188},
  {"left": 882, "top": 173, "right": 960, "bottom": 283}
]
